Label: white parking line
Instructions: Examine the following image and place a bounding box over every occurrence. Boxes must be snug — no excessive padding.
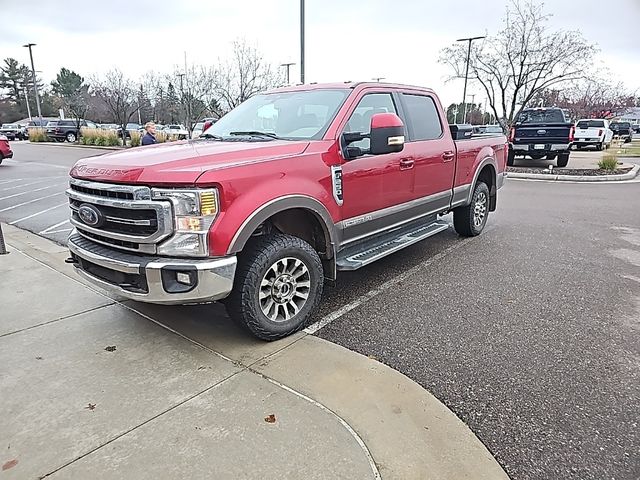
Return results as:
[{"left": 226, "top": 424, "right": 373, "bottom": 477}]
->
[
  {"left": 9, "top": 202, "right": 68, "bottom": 225},
  {"left": 304, "top": 235, "right": 474, "bottom": 335},
  {"left": 0, "top": 178, "right": 56, "bottom": 191},
  {"left": 0, "top": 178, "right": 26, "bottom": 185},
  {"left": 2, "top": 159, "right": 70, "bottom": 170},
  {"left": 0, "top": 191, "right": 66, "bottom": 213},
  {"left": 0, "top": 184, "right": 63, "bottom": 202},
  {"left": 39, "top": 219, "right": 71, "bottom": 235}
]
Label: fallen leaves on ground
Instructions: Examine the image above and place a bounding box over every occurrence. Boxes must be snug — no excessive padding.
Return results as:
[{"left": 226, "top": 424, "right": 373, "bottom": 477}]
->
[
  {"left": 85, "top": 403, "right": 96, "bottom": 411},
  {"left": 2, "top": 459, "right": 18, "bottom": 471},
  {"left": 35, "top": 356, "right": 43, "bottom": 360},
  {"left": 264, "top": 414, "right": 276, "bottom": 424},
  {"left": 104, "top": 346, "right": 116, "bottom": 352}
]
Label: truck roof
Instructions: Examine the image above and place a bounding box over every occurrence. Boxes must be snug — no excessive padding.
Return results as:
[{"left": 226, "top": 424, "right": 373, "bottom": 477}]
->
[{"left": 267, "top": 81, "right": 436, "bottom": 95}]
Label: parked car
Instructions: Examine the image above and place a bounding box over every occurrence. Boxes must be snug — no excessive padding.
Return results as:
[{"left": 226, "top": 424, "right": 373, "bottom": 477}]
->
[
  {"left": 117, "top": 123, "right": 142, "bottom": 139},
  {"left": 508, "top": 107, "right": 574, "bottom": 167},
  {"left": 192, "top": 118, "right": 218, "bottom": 139},
  {"left": 99, "top": 123, "right": 119, "bottom": 131},
  {"left": 0, "top": 123, "right": 26, "bottom": 141},
  {"left": 0, "top": 135, "right": 13, "bottom": 164},
  {"left": 632, "top": 124, "right": 640, "bottom": 134},
  {"left": 609, "top": 121, "right": 633, "bottom": 143},
  {"left": 574, "top": 119, "right": 613, "bottom": 151},
  {"left": 46, "top": 119, "right": 97, "bottom": 142},
  {"left": 66, "top": 81, "right": 507, "bottom": 340},
  {"left": 164, "top": 124, "right": 189, "bottom": 139}
]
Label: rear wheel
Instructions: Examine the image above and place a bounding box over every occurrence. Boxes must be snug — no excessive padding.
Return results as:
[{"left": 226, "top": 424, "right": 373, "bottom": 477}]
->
[
  {"left": 507, "top": 150, "right": 515, "bottom": 166},
  {"left": 596, "top": 142, "right": 604, "bottom": 151},
  {"left": 453, "top": 181, "right": 490, "bottom": 237},
  {"left": 546, "top": 154, "right": 557, "bottom": 160},
  {"left": 66, "top": 132, "right": 77, "bottom": 143},
  {"left": 225, "top": 234, "right": 324, "bottom": 341},
  {"left": 557, "top": 153, "right": 570, "bottom": 168}
]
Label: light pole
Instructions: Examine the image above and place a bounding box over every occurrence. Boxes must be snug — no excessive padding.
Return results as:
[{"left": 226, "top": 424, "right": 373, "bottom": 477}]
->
[
  {"left": 281, "top": 62, "right": 295, "bottom": 85},
  {"left": 456, "top": 36, "right": 485, "bottom": 124},
  {"left": 23, "top": 43, "right": 43, "bottom": 124},
  {"left": 23, "top": 84, "right": 32, "bottom": 121},
  {"left": 300, "top": 0, "right": 305, "bottom": 84}
]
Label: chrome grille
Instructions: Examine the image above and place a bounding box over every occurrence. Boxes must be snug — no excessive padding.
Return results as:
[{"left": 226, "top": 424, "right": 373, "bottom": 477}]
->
[{"left": 67, "top": 178, "right": 173, "bottom": 254}]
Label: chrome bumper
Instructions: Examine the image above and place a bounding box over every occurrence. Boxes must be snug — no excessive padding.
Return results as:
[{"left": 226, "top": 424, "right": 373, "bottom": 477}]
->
[
  {"left": 68, "top": 233, "right": 236, "bottom": 305},
  {"left": 511, "top": 143, "right": 571, "bottom": 152}
]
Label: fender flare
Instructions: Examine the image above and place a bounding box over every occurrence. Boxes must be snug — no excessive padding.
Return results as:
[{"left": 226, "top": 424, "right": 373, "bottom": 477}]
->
[
  {"left": 465, "top": 156, "right": 497, "bottom": 205},
  {"left": 226, "top": 195, "right": 338, "bottom": 257}
]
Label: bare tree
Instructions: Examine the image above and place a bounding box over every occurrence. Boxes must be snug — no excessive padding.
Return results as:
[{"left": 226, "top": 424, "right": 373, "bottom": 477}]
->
[
  {"left": 91, "top": 69, "right": 141, "bottom": 144},
  {"left": 530, "top": 73, "right": 638, "bottom": 120},
  {"left": 214, "top": 39, "right": 279, "bottom": 113},
  {"left": 170, "top": 65, "right": 217, "bottom": 134},
  {"left": 439, "top": 0, "right": 596, "bottom": 126}
]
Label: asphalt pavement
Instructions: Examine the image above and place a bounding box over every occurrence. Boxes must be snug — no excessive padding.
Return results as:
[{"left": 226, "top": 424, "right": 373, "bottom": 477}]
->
[
  {"left": 316, "top": 178, "right": 640, "bottom": 480},
  {"left": 0, "top": 141, "right": 107, "bottom": 244}
]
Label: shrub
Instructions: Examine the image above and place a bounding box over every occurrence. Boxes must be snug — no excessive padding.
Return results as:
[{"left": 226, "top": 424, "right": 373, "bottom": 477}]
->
[
  {"left": 155, "top": 131, "right": 167, "bottom": 143},
  {"left": 28, "top": 127, "right": 48, "bottom": 142},
  {"left": 130, "top": 130, "right": 141, "bottom": 147},
  {"left": 598, "top": 154, "right": 619, "bottom": 171},
  {"left": 80, "top": 128, "right": 119, "bottom": 147}
]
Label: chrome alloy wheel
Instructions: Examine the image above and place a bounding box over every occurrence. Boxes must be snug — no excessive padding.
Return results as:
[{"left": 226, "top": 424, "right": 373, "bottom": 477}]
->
[
  {"left": 474, "top": 191, "right": 488, "bottom": 227},
  {"left": 259, "top": 257, "right": 311, "bottom": 322}
]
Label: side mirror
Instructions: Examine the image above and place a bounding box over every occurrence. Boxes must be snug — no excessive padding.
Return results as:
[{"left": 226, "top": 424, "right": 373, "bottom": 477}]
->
[{"left": 369, "top": 113, "right": 405, "bottom": 155}]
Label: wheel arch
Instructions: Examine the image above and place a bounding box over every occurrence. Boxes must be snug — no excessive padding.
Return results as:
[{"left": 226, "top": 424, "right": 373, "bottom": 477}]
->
[{"left": 466, "top": 157, "right": 497, "bottom": 211}]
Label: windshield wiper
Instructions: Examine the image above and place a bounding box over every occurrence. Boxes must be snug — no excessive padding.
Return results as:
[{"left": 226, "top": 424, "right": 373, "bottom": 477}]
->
[
  {"left": 199, "top": 133, "right": 225, "bottom": 140},
  {"left": 229, "top": 130, "right": 280, "bottom": 139}
]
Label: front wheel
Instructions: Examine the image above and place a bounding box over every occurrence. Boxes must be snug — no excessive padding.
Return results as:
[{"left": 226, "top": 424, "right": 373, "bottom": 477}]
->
[
  {"left": 225, "top": 234, "right": 324, "bottom": 341},
  {"left": 453, "top": 181, "right": 490, "bottom": 237}
]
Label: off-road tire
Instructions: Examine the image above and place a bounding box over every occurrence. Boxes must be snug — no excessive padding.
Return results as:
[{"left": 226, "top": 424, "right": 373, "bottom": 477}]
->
[
  {"left": 453, "top": 181, "right": 490, "bottom": 237},
  {"left": 225, "top": 233, "right": 324, "bottom": 341},
  {"left": 557, "top": 153, "right": 570, "bottom": 168}
]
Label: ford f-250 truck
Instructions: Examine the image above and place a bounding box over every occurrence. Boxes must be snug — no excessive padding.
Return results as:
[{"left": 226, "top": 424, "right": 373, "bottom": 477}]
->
[{"left": 66, "top": 82, "right": 507, "bottom": 340}]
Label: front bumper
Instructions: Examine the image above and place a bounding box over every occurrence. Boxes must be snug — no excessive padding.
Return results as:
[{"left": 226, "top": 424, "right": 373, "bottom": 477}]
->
[{"left": 68, "top": 233, "right": 236, "bottom": 305}]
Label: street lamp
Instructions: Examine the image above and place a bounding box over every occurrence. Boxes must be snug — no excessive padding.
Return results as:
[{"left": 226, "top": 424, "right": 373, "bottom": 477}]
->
[
  {"left": 456, "top": 36, "right": 485, "bottom": 124},
  {"left": 281, "top": 62, "right": 295, "bottom": 85},
  {"left": 300, "top": 0, "right": 305, "bottom": 84},
  {"left": 23, "top": 43, "right": 43, "bottom": 124}
]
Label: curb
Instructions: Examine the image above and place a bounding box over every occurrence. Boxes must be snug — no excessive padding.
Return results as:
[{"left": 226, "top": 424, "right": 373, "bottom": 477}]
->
[
  {"left": 27, "top": 142, "right": 124, "bottom": 151},
  {"left": 2, "top": 222, "right": 510, "bottom": 480},
  {"left": 507, "top": 164, "right": 639, "bottom": 182}
]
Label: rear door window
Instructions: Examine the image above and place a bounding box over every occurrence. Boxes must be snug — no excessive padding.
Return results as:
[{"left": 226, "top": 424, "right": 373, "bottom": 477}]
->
[{"left": 399, "top": 94, "right": 443, "bottom": 141}]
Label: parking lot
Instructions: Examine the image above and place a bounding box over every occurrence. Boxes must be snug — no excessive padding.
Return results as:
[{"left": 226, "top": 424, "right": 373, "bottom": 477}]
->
[
  {"left": 2, "top": 141, "right": 640, "bottom": 479},
  {"left": 0, "top": 142, "right": 107, "bottom": 244}
]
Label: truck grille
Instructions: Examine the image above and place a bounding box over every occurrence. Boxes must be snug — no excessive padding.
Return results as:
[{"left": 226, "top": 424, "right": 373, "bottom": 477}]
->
[{"left": 67, "top": 179, "right": 173, "bottom": 254}]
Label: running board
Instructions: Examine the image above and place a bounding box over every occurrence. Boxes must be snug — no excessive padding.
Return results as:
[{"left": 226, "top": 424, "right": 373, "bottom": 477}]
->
[{"left": 336, "top": 220, "right": 449, "bottom": 271}]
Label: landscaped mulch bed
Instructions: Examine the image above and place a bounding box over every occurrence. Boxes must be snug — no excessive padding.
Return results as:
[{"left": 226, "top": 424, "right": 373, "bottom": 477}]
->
[{"left": 507, "top": 166, "right": 633, "bottom": 176}]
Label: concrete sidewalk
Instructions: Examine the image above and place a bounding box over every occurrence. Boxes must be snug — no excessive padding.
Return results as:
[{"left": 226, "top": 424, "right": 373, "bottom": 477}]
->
[{"left": 0, "top": 224, "right": 509, "bottom": 480}]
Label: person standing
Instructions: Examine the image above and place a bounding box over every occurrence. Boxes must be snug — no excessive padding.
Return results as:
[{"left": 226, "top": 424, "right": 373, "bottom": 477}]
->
[{"left": 141, "top": 122, "right": 157, "bottom": 146}]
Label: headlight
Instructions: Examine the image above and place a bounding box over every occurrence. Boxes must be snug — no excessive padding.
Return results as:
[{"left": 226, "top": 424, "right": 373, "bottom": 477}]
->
[{"left": 151, "top": 188, "right": 219, "bottom": 257}]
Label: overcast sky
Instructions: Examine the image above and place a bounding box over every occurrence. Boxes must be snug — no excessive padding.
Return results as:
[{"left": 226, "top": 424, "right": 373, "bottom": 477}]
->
[{"left": 1, "top": 0, "right": 638, "bottom": 108}]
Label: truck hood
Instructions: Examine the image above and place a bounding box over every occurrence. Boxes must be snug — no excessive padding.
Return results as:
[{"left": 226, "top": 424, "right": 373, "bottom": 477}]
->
[{"left": 70, "top": 139, "right": 310, "bottom": 185}]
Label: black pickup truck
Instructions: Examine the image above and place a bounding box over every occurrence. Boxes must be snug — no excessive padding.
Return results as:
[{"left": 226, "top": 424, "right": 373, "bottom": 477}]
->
[
  {"left": 508, "top": 108, "right": 574, "bottom": 167},
  {"left": 609, "top": 121, "right": 633, "bottom": 143}
]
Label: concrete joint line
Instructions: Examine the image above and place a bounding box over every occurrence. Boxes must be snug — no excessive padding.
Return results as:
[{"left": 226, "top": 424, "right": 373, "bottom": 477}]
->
[
  {"left": 9, "top": 240, "right": 383, "bottom": 479},
  {"left": 40, "top": 371, "right": 243, "bottom": 479}
]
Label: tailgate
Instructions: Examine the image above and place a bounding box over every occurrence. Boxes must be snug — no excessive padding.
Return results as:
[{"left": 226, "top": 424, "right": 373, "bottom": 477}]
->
[{"left": 514, "top": 125, "right": 571, "bottom": 144}]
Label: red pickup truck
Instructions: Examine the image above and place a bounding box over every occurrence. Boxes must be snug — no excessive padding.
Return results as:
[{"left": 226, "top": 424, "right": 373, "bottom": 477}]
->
[{"left": 67, "top": 82, "right": 507, "bottom": 340}]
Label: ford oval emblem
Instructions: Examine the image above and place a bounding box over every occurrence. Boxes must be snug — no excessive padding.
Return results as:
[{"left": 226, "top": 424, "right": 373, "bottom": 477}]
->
[
  {"left": 537, "top": 129, "right": 547, "bottom": 135},
  {"left": 78, "top": 204, "right": 104, "bottom": 227}
]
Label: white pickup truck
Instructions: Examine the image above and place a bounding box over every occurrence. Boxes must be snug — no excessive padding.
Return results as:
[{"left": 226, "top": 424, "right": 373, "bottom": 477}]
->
[{"left": 574, "top": 119, "right": 613, "bottom": 151}]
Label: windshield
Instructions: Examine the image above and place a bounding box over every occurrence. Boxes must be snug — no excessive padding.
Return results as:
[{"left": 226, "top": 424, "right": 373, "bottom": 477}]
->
[
  {"left": 518, "top": 109, "right": 566, "bottom": 124},
  {"left": 577, "top": 120, "right": 605, "bottom": 128},
  {"left": 1, "top": 124, "right": 18, "bottom": 129},
  {"left": 206, "top": 89, "right": 350, "bottom": 140},
  {"left": 611, "top": 122, "right": 630, "bottom": 128}
]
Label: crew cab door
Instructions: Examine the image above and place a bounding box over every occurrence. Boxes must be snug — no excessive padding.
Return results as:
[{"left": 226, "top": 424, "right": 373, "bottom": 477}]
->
[
  {"left": 397, "top": 92, "right": 455, "bottom": 211},
  {"left": 339, "top": 91, "right": 415, "bottom": 243}
]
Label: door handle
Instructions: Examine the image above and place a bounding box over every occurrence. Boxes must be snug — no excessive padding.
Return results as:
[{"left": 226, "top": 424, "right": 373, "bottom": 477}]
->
[
  {"left": 442, "top": 151, "right": 455, "bottom": 162},
  {"left": 399, "top": 157, "right": 415, "bottom": 170}
]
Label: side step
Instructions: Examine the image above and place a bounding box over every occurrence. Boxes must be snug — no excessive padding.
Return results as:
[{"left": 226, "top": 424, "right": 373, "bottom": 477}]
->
[{"left": 336, "top": 220, "right": 449, "bottom": 271}]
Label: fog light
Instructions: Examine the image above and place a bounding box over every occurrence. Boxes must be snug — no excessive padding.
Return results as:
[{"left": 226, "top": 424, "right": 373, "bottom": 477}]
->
[{"left": 176, "top": 272, "right": 192, "bottom": 285}]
